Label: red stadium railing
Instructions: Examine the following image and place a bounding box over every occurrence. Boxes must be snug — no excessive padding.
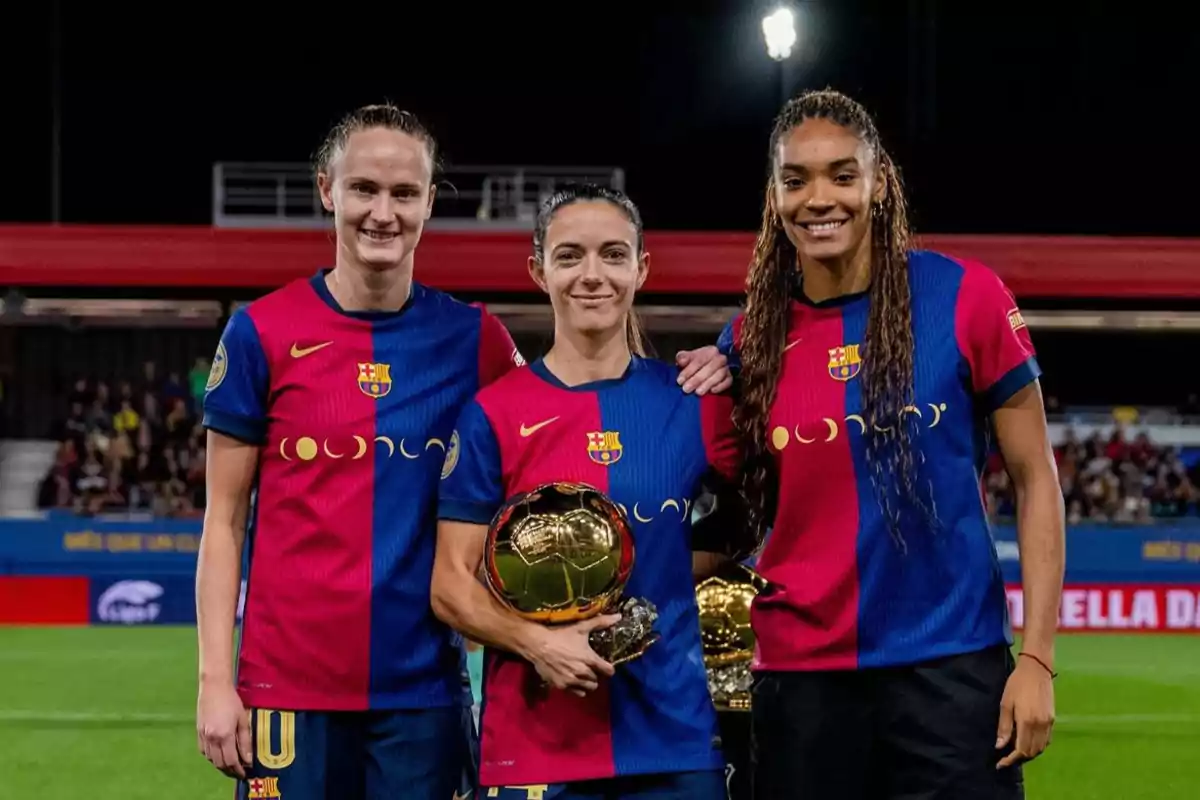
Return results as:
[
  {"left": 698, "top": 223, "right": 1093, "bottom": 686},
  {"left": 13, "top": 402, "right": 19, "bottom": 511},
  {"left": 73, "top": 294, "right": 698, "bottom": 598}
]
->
[{"left": 2, "top": 225, "right": 1200, "bottom": 298}]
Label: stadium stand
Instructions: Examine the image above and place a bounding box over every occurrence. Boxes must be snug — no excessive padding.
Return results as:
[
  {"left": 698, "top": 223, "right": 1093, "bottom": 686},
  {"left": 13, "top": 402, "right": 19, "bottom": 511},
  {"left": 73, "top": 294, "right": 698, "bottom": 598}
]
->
[
  {"left": 13, "top": 365, "right": 1200, "bottom": 523},
  {"left": 987, "top": 423, "right": 1200, "bottom": 523},
  {"left": 32, "top": 363, "right": 208, "bottom": 517}
]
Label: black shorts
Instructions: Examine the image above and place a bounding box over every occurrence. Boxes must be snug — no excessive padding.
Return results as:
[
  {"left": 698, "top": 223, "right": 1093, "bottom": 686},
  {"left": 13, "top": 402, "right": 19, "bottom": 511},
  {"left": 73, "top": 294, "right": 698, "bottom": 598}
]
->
[
  {"left": 716, "top": 711, "right": 752, "bottom": 800},
  {"left": 750, "top": 645, "right": 1025, "bottom": 800}
]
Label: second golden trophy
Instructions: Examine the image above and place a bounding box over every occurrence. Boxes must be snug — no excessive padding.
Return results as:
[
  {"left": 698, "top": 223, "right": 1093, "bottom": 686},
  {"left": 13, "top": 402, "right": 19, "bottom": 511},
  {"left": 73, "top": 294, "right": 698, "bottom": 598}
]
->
[{"left": 696, "top": 562, "right": 768, "bottom": 711}]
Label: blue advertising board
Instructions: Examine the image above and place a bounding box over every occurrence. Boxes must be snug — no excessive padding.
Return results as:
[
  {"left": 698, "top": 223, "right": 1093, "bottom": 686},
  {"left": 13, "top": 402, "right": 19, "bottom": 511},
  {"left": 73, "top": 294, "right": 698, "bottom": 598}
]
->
[
  {"left": 0, "top": 512, "right": 202, "bottom": 576},
  {"left": 2, "top": 512, "right": 1199, "bottom": 586},
  {"left": 0, "top": 514, "right": 218, "bottom": 626},
  {"left": 991, "top": 521, "right": 1200, "bottom": 583},
  {"left": 89, "top": 575, "right": 201, "bottom": 625}
]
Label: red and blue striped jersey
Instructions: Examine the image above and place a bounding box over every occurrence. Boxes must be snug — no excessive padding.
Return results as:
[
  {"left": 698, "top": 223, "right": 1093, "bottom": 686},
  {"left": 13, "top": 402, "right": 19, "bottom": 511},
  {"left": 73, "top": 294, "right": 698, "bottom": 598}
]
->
[
  {"left": 719, "top": 251, "right": 1040, "bottom": 671},
  {"left": 202, "top": 272, "right": 520, "bottom": 711},
  {"left": 438, "top": 357, "right": 737, "bottom": 787}
]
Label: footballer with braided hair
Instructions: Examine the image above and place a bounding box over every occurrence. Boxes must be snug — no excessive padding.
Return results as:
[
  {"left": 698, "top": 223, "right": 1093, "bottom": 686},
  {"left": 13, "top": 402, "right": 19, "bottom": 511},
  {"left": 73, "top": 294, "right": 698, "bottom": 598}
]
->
[{"left": 718, "top": 89, "right": 1064, "bottom": 798}]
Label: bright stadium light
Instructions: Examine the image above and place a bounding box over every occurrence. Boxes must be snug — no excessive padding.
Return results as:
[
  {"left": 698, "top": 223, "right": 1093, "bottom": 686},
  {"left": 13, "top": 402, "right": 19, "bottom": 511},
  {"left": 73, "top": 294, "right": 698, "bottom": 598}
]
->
[{"left": 762, "top": 6, "right": 797, "bottom": 61}]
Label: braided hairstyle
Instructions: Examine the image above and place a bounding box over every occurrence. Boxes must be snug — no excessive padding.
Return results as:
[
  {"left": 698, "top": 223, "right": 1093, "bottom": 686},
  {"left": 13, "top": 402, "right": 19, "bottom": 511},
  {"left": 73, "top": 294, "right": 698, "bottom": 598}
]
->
[{"left": 735, "top": 89, "right": 930, "bottom": 550}]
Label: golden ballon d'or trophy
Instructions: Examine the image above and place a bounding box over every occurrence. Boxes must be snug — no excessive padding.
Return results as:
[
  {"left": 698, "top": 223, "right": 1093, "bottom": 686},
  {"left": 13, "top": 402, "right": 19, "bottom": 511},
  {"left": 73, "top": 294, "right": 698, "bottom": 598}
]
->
[
  {"left": 695, "top": 562, "right": 768, "bottom": 711},
  {"left": 482, "top": 482, "right": 659, "bottom": 666}
]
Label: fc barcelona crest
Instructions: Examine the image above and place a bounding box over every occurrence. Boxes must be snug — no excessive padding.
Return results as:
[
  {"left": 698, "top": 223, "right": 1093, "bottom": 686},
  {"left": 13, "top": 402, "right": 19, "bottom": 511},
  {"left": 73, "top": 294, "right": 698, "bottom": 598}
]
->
[
  {"left": 586, "top": 431, "right": 623, "bottom": 466},
  {"left": 357, "top": 362, "right": 392, "bottom": 398},
  {"left": 247, "top": 777, "right": 281, "bottom": 799},
  {"left": 827, "top": 344, "right": 861, "bottom": 382}
]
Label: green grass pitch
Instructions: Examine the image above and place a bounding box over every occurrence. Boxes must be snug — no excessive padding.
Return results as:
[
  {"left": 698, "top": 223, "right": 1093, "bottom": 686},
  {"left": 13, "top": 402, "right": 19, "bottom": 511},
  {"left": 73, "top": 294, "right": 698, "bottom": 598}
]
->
[{"left": 0, "top": 627, "right": 1196, "bottom": 798}]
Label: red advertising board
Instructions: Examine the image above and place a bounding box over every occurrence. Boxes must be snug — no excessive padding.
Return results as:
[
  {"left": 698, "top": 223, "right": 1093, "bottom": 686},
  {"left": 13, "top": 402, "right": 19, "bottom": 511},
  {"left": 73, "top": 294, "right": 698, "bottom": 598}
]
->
[
  {"left": 0, "top": 576, "right": 91, "bottom": 625},
  {"left": 1006, "top": 584, "right": 1200, "bottom": 633},
  {"left": 2, "top": 225, "right": 1200, "bottom": 297}
]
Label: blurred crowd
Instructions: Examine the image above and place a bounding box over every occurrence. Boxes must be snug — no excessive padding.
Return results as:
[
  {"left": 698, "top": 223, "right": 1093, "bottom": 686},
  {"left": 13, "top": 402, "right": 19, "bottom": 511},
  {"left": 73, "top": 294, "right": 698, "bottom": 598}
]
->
[
  {"left": 36, "top": 359, "right": 211, "bottom": 517},
  {"left": 986, "top": 429, "right": 1199, "bottom": 523},
  {"left": 30, "top": 359, "right": 1200, "bottom": 526}
]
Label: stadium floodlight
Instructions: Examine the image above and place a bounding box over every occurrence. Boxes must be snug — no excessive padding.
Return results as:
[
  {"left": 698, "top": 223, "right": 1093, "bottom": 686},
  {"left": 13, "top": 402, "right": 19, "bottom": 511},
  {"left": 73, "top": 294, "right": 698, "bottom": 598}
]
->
[{"left": 762, "top": 6, "right": 797, "bottom": 61}]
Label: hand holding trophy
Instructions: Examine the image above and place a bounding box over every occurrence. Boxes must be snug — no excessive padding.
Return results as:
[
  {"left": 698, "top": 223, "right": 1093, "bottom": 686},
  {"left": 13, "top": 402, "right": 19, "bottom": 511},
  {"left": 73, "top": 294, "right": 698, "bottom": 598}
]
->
[
  {"left": 695, "top": 562, "right": 768, "bottom": 711},
  {"left": 482, "top": 482, "right": 660, "bottom": 667}
]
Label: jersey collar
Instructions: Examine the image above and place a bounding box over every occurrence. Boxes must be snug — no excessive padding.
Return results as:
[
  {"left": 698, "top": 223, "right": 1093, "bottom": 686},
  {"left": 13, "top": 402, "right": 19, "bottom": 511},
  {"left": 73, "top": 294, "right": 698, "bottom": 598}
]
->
[
  {"left": 530, "top": 356, "right": 642, "bottom": 392},
  {"left": 309, "top": 269, "right": 420, "bottom": 321}
]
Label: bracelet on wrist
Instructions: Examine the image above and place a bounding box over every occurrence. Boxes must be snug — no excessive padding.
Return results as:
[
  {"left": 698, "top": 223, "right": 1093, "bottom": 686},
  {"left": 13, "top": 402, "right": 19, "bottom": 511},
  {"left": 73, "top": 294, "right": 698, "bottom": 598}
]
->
[{"left": 1018, "top": 651, "right": 1057, "bottom": 679}]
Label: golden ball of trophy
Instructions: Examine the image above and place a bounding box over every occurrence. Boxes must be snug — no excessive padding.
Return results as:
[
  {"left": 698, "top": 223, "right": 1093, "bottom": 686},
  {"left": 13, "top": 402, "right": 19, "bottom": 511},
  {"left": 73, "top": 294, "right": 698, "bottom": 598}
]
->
[
  {"left": 483, "top": 482, "right": 659, "bottom": 665},
  {"left": 695, "top": 562, "right": 768, "bottom": 711}
]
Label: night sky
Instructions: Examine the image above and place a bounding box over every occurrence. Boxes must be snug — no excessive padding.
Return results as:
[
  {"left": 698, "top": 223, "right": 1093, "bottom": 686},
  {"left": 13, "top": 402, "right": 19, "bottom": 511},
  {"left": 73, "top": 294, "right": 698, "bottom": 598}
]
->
[{"left": 4, "top": 1, "right": 1196, "bottom": 238}]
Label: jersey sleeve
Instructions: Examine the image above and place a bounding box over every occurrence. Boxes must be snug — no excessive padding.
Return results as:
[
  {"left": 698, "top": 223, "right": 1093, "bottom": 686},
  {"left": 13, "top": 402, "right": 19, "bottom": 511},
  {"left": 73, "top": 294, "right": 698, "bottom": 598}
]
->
[
  {"left": 716, "top": 316, "right": 743, "bottom": 378},
  {"left": 439, "top": 398, "right": 505, "bottom": 525},
  {"left": 700, "top": 393, "right": 741, "bottom": 481},
  {"left": 954, "top": 261, "right": 1042, "bottom": 412},
  {"left": 202, "top": 308, "right": 270, "bottom": 445},
  {"left": 474, "top": 305, "right": 525, "bottom": 389}
]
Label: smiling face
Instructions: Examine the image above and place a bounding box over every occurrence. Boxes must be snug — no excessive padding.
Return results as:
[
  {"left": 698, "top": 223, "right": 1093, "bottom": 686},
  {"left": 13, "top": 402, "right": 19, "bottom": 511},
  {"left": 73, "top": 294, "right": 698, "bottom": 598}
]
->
[
  {"left": 771, "top": 116, "right": 885, "bottom": 264},
  {"left": 529, "top": 199, "right": 648, "bottom": 340},
  {"left": 317, "top": 126, "right": 436, "bottom": 272}
]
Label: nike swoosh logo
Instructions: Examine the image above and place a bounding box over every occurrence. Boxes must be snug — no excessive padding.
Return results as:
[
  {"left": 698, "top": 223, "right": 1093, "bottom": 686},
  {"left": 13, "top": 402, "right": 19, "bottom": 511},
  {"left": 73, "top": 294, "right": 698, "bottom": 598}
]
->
[
  {"left": 520, "top": 416, "right": 560, "bottom": 437},
  {"left": 290, "top": 341, "right": 333, "bottom": 358},
  {"left": 783, "top": 338, "right": 802, "bottom": 352}
]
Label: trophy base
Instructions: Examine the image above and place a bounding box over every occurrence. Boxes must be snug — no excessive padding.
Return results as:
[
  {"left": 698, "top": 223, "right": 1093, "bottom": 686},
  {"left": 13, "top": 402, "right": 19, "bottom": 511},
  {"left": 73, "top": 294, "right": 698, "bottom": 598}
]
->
[
  {"left": 589, "top": 596, "right": 660, "bottom": 666},
  {"left": 706, "top": 659, "right": 753, "bottom": 712}
]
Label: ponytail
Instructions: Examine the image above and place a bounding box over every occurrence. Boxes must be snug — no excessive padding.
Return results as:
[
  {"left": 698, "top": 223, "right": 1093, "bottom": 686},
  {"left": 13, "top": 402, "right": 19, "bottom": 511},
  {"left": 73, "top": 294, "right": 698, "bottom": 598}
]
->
[{"left": 626, "top": 308, "right": 651, "bottom": 358}]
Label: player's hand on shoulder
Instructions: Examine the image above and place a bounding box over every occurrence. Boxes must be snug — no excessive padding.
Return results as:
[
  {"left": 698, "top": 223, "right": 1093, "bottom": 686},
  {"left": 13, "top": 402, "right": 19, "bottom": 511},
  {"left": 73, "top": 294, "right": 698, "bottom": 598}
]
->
[
  {"left": 527, "top": 613, "right": 621, "bottom": 697},
  {"left": 675, "top": 346, "right": 732, "bottom": 396},
  {"left": 197, "top": 679, "right": 253, "bottom": 778}
]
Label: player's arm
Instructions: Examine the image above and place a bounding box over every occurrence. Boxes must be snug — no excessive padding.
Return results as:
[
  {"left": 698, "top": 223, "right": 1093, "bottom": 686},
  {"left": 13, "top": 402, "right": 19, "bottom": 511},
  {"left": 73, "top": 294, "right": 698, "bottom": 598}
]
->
[
  {"left": 196, "top": 432, "right": 257, "bottom": 688},
  {"left": 432, "top": 518, "right": 546, "bottom": 656},
  {"left": 994, "top": 383, "right": 1063, "bottom": 668},
  {"left": 432, "top": 400, "right": 617, "bottom": 695},
  {"left": 957, "top": 263, "right": 1062, "bottom": 766},
  {"left": 195, "top": 309, "right": 269, "bottom": 778},
  {"left": 956, "top": 264, "right": 1063, "bottom": 665},
  {"left": 993, "top": 381, "right": 1062, "bottom": 767}
]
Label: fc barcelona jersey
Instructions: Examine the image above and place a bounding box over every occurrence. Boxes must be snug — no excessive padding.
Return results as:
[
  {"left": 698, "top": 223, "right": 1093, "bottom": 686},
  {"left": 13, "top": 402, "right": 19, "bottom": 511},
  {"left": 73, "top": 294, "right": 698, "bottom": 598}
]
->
[
  {"left": 438, "top": 357, "right": 738, "bottom": 787},
  {"left": 202, "top": 271, "right": 520, "bottom": 711},
  {"left": 719, "top": 251, "right": 1041, "bottom": 672}
]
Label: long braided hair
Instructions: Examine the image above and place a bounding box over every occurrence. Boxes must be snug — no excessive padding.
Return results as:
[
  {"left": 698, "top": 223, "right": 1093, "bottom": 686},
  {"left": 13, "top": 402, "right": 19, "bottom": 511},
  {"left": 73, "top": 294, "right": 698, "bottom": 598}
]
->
[{"left": 734, "top": 89, "right": 930, "bottom": 550}]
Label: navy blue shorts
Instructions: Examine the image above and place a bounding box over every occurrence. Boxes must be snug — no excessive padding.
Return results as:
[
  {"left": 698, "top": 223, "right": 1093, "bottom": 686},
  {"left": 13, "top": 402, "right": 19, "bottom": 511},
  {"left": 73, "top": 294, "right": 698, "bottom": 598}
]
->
[
  {"left": 236, "top": 706, "right": 475, "bottom": 800},
  {"left": 484, "top": 770, "right": 726, "bottom": 800}
]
